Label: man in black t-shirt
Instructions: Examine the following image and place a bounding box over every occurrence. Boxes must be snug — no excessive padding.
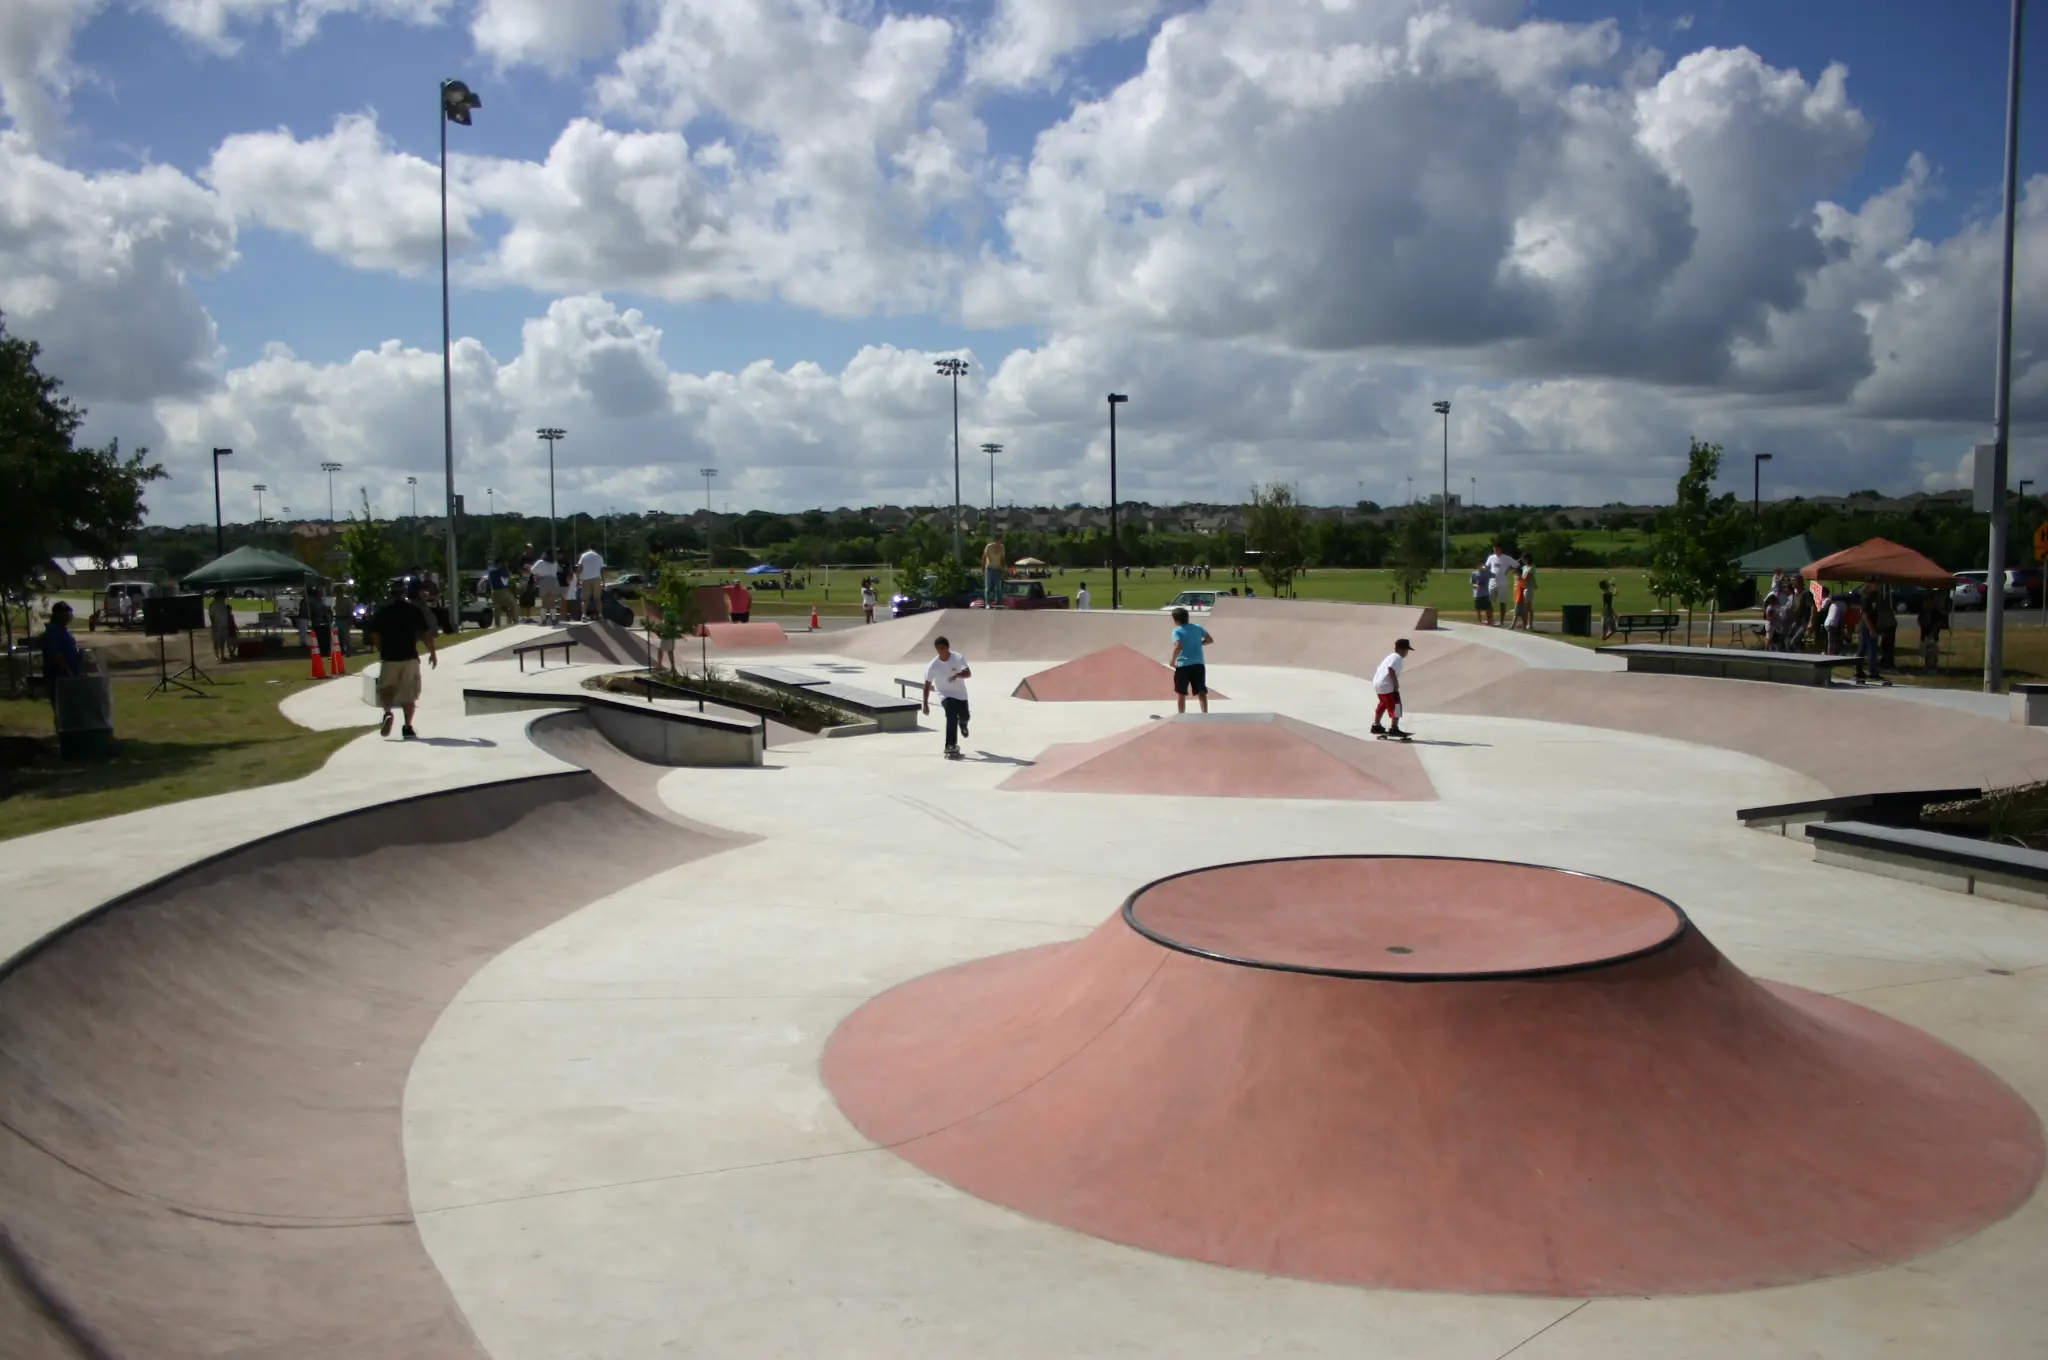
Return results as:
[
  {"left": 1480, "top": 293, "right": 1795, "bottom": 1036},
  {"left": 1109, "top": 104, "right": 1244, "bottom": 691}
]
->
[{"left": 367, "top": 580, "right": 438, "bottom": 739}]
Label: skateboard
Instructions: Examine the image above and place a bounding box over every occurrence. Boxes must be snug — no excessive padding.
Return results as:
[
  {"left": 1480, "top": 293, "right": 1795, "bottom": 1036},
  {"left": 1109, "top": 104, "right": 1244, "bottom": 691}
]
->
[{"left": 1374, "top": 730, "right": 1413, "bottom": 743}]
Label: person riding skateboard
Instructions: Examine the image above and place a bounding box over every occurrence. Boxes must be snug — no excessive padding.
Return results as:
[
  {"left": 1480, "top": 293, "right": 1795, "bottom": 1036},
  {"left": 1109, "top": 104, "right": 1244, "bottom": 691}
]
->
[{"left": 1371, "top": 638, "right": 1413, "bottom": 740}]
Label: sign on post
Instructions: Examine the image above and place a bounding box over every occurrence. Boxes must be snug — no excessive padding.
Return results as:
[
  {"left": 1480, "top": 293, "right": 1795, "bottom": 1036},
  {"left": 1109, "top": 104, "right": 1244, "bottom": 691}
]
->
[{"left": 2032, "top": 521, "right": 2048, "bottom": 564}]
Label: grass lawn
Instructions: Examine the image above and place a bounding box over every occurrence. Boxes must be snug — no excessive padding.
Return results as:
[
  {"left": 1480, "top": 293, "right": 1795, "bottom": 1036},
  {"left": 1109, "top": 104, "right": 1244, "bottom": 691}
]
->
[{"left": 0, "top": 657, "right": 373, "bottom": 842}]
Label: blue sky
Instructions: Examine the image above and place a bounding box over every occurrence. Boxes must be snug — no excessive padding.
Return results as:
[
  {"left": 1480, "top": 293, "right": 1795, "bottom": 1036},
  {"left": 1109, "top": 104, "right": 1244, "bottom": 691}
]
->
[{"left": 5, "top": 0, "right": 2043, "bottom": 520}]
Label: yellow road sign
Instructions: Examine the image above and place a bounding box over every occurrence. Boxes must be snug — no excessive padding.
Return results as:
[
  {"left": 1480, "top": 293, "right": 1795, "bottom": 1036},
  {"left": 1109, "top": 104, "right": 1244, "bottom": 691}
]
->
[{"left": 2033, "top": 521, "right": 2048, "bottom": 563}]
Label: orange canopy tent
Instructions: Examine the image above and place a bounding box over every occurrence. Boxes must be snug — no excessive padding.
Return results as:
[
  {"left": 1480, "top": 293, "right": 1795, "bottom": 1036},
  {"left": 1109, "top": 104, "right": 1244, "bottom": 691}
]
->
[{"left": 1799, "top": 537, "right": 1953, "bottom": 587}]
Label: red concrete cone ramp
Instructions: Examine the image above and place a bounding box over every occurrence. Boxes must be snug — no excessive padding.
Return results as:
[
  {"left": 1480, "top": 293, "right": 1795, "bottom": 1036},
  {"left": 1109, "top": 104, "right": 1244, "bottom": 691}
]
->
[
  {"left": 1002, "top": 713, "right": 1433, "bottom": 802},
  {"left": 1013, "top": 644, "right": 1227, "bottom": 701},
  {"left": 824, "top": 857, "right": 2044, "bottom": 1297}
]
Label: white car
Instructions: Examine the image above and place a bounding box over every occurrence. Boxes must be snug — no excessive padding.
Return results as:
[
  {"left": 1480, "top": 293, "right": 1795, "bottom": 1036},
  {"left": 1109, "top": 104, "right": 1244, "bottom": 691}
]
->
[
  {"left": 1160, "top": 590, "right": 1220, "bottom": 613},
  {"left": 1951, "top": 571, "right": 2019, "bottom": 609}
]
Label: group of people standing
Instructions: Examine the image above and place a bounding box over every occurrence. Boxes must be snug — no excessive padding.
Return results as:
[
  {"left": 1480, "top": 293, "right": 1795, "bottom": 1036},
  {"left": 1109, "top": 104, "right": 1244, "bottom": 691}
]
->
[
  {"left": 484, "top": 545, "right": 606, "bottom": 627},
  {"left": 1470, "top": 544, "right": 1537, "bottom": 628},
  {"left": 1762, "top": 568, "right": 1951, "bottom": 685}
]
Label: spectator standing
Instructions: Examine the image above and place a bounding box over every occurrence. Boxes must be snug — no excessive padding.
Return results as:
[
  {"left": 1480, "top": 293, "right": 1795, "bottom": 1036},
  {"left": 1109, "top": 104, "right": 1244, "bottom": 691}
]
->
[
  {"left": 1484, "top": 544, "right": 1519, "bottom": 626},
  {"left": 486, "top": 559, "right": 516, "bottom": 628},
  {"left": 1599, "top": 578, "right": 1617, "bottom": 639},
  {"left": 726, "top": 579, "right": 753, "bottom": 624},
  {"left": 1514, "top": 558, "right": 1537, "bottom": 630},
  {"left": 41, "top": 601, "right": 83, "bottom": 708},
  {"left": 1169, "top": 606, "right": 1214, "bottom": 715},
  {"left": 576, "top": 546, "right": 605, "bottom": 623},
  {"left": 1855, "top": 585, "right": 1891, "bottom": 686},
  {"left": 1076, "top": 581, "right": 1091, "bottom": 611},
  {"left": 1870, "top": 586, "right": 1899, "bottom": 671},
  {"left": 208, "top": 590, "right": 236, "bottom": 662},
  {"left": 529, "top": 552, "right": 562, "bottom": 625},
  {"left": 368, "top": 580, "right": 439, "bottom": 739},
  {"left": 307, "top": 585, "right": 334, "bottom": 660},
  {"left": 982, "top": 537, "right": 1007, "bottom": 606},
  {"left": 921, "top": 635, "right": 973, "bottom": 760},
  {"left": 1821, "top": 592, "right": 1847, "bottom": 655},
  {"left": 1917, "top": 590, "right": 1949, "bottom": 670},
  {"left": 1469, "top": 560, "right": 1491, "bottom": 624}
]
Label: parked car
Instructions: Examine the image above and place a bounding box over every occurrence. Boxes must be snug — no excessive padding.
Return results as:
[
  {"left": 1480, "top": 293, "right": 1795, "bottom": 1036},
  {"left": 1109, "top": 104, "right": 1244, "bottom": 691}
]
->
[
  {"left": 1158, "top": 590, "right": 1220, "bottom": 614},
  {"left": 998, "top": 580, "right": 1069, "bottom": 610},
  {"left": 609, "top": 571, "right": 649, "bottom": 598},
  {"left": 889, "top": 574, "right": 982, "bottom": 618},
  {"left": 1952, "top": 571, "right": 2022, "bottom": 609}
]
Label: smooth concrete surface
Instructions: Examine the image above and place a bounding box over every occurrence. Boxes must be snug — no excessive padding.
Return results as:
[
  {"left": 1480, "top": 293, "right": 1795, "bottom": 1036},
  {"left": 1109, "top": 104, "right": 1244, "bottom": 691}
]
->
[
  {"left": 1012, "top": 643, "right": 1229, "bottom": 701},
  {"left": 11, "top": 609, "right": 2048, "bottom": 1356},
  {"left": 399, "top": 654, "right": 2048, "bottom": 1357}
]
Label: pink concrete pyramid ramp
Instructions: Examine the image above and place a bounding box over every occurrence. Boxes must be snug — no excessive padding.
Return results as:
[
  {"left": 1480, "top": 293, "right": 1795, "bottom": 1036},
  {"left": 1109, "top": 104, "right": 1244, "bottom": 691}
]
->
[
  {"left": 824, "top": 857, "right": 2046, "bottom": 1298},
  {"left": 1013, "top": 645, "right": 1227, "bottom": 702},
  {"left": 1001, "top": 713, "right": 1433, "bottom": 801}
]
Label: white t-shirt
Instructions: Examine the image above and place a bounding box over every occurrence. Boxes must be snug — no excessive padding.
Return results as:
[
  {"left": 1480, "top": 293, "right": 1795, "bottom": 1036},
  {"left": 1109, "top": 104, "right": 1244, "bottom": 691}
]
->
[
  {"left": 1485, "top": 553, "right": 1517, "bottom": 590},
  {"left": 925, "top": 651, "right": 970, "bottom": 700},
  {"left": 861, "top": 586, "right": 876, "bottom": 606},
  {"left": 1372, "top": 652, "right": 1404, "bottom": 695},
  {"left": 1077, "top": 587, "right": 1091, "bottom": 610},
  {"left": 531, "top": 561, "right": 560, "bottom": 593},
  {"left": 577, "top": 549, "right": 604, "bottom": 582}
]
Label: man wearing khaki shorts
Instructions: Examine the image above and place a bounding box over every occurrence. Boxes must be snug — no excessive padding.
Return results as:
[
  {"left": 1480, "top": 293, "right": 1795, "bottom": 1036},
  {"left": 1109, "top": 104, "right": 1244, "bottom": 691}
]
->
[{"left": 368, "top": 579, "right": 438, "bottom": 740}]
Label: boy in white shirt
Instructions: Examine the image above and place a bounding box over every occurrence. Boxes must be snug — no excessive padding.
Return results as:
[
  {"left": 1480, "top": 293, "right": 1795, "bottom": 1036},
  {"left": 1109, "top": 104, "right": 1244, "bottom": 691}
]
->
[
  {"left": 861, "top": 582, "right": 877, "bottom": 624},
  {"left": 1370, "top": 638, "right": 1413, "bottom": 739},
  {"left": 922, "top": 635, "right": 973, "bottom": 759},
  {"left": 1076, "top": 582, "right": 1091, "bottom": 610}
]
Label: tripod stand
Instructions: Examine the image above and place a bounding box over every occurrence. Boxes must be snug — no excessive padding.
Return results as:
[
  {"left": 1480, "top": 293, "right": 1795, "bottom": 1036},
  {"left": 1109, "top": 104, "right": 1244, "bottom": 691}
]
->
[
  {"left": 170, "top": 628, "right": 215, "bottom": 686},
  {"left": 144, "top": 631, "right": 206, "bottom": 699}
]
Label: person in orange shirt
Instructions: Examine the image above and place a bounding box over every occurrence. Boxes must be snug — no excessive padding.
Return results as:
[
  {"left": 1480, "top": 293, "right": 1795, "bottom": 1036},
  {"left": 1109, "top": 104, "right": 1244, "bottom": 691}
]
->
[{"left": 724, "top": 580, "right": 753, "bottom": 623}]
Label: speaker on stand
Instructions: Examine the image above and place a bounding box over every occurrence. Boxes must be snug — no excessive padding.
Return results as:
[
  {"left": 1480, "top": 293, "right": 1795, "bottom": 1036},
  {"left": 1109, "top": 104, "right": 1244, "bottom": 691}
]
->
[{"left": 143, "top": 595, "right": 209, "bottom": 699}]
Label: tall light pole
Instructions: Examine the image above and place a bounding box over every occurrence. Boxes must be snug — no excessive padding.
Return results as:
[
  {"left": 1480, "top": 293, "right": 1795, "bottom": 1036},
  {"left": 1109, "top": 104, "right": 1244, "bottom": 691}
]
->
[
  {"left": 536, "top": 427, "right": 565, "bottom": 559},
  {"left": 1108, "top": 394, "right": 1129, "bottom": 610},
  {"left": 700, "top": 468, "right": 717, "bottom": 561},
  {"left": 1432, "top": 400, "right": 1451, "bottom": 570},
  {"left": 1985, "top": 0, "right": 2027, "bottom": 693},
  {"left": 486, "top": 486, "right": 494, "bottom": 518},
  {"left": 981, "top": 442, "right": 1002, "bottom": 526},
  {"left": 407, "top": 475, "right": 421, "bottom": 566},
  {"left": 1752, "top": 452, "right": 1774, "bottom": 548},
  {"left": 935, "top": 357, "right": 968, "bottom": 562},
  {"left": 320, "top": 461, "right": 342, "bottom": 523},
  {"left": 1470, "top": 475, "right": 1477, "bottom": 510},
  {"left": 440, "top": 76, "right": 481, "bottom": 630},
  {"left": 211, "top": 447, "right": 232, "bottom": 557},
  {"left": 253, "top": 483, "right": 267, "bottom": 527}
]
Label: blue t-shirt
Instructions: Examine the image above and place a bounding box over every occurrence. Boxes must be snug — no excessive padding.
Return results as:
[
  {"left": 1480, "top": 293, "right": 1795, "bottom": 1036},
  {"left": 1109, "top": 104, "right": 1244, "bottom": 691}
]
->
[
  {"left": 1172, "top": 622, "right": 1207, "bottom": 667},
  {"left": 41, "top": 623, "right": 82, "bottom": 680}
]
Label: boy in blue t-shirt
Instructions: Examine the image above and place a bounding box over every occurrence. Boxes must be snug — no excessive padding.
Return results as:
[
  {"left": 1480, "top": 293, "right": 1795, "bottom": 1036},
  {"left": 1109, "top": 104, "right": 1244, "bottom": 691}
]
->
[{"left": 1169, "top": 607, "right": 1214, "bottom": 714}]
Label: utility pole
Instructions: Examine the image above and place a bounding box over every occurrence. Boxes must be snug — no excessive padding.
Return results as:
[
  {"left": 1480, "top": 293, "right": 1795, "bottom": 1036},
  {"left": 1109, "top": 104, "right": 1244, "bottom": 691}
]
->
[
  {"left": 981, "top": 443, "right": 1002, "bottom": 526},
  {"left": 1108, "top": 394, "right": 1129, "bottom": 610},
  {"left": 935, "top": 358, "right": 968, "bottom": 562},
  {"left": 439, "top": 76, "right": 481, "bottom": 630},
  {"left": 537, "top": 427, "right": 565, "bottom": 559},
  {"left": 1751, "top": 453, "right": 1774, "bottom": 549},
  {"left": 1984, "top": 0, "right": 2028, "bottom": 694},
  {"left": 253, "top": 483, "right": 267, "bottom": 527},
  {"left": 211, "top": 447, "right": 233, "bottom": 557},
  {"left": 1433, "top": 400, "right": 1451, "bottom": 570}
]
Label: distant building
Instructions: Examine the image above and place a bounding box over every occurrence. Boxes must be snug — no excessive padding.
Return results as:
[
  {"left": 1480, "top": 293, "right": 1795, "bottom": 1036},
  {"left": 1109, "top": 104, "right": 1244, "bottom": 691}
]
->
[{"left": 46, "top": 554, "right": 143, "bottom": 589}]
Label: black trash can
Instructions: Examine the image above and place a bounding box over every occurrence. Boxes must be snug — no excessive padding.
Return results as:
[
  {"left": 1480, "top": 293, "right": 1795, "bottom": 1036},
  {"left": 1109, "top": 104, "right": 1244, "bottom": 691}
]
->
[{"left": 1560, "top": 602, "right": 1593, "bottom": 637}]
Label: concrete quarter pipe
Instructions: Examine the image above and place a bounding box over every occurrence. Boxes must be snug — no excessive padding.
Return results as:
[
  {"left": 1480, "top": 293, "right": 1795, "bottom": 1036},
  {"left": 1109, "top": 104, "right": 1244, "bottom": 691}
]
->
[
  {"left": 823, "top": 856, "right": 2045, "bottom": 1297},
  {"left": 0, "top": 772, "right": 720, "bottom": 1359}
]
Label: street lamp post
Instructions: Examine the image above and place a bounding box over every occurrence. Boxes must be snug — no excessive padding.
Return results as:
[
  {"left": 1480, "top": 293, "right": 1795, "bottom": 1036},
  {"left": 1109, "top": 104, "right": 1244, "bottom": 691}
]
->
[
  {"left": 935, "top": 358, "right": 968, "bottom": 562},
  {"left": 1432, "top": 400, "right": 1451, "bottom": 570},
  {"left": 1470, "top": 475, "right": 1477, "bottom": 510},
  {"left": 320, "top": 461, "right": 342, "bottom": 524},
  {"left": 1752, "top": 453, "right": 1774, "bottom": 547},
  {"left": 981, "top": 443, "right": 1002, "bottom": 525},
  {"left": 1985, "top": 0, "right": 2028, "bottom": 693},
  {"left": 253, "top": 483, "right": 267, "bottom": 528},
  {"left": 700, "top": 468, "right": 717, "bottom": 561},
  {"left": 1108, "top": 394, "right": 1129, "bottom": 610},
  {"left": 440, "top": 75, "right": 481, "bottom": 631},
  {"left": 536, "top": 427, "right": 565, "bottom": 559},
  {"left": 407, "top": 475, "right": 420, "bottom": 566},
  {"left": 210, "top": 447, "right": 232, "bottom": 557}
]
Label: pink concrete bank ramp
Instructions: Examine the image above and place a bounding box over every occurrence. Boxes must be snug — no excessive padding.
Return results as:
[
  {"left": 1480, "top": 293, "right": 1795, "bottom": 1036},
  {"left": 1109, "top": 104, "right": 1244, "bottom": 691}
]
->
[
  {"left": 822, "top": 857, "right": 2044, "bottom": 1297},
  {"left": 698, "top": 621, "right": 788, "bottom": 649},
  {"left": 1001, "top": 713, "right": 1433, "bottom": 802},
  {"left": 1013, "top": 644, "right": 1228, "bottom": 702}
]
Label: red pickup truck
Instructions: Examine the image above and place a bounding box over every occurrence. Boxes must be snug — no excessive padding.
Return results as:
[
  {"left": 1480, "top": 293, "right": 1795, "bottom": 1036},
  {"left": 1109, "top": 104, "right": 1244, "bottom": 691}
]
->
[{"left": 999, "top": 580, "right": 1070, "bottom": 610}]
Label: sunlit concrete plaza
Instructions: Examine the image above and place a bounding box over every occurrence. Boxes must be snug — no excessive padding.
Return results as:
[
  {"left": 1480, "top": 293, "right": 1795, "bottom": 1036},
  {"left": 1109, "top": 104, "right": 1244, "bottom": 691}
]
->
[{"left": 2, "top": 601, "right": 2046, "bottom": 1358}]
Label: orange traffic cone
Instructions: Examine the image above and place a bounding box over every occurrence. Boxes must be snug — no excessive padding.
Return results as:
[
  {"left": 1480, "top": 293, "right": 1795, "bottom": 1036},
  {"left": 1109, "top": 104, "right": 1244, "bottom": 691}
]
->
[
  {"left": 809, "top": 605, "right": 820, "bottom": 632},
  {"left": 329, "top": 635, "right": 346, "bottom": 675},
  {"left": 308, "top": 642, "right": 326, "bottom": 679}
]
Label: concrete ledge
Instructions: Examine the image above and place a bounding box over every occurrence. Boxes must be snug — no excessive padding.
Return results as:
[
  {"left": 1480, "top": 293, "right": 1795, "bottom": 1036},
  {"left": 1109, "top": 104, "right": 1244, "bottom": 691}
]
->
[
  {"left": 2011, "top": 682, "right": 2048, "bottom": 726},
  {"left": 1805, "top": 820, "right": 2048, "bottom": 910},
  {"left": 463, "top": 687, "right": 763, "bottom": 767},
  {"left": 1597, "top": 645, "right": 1861, "bottom": 686},
  {"left": 735, "top": 668, "right": 921, "bottom": 732},
  {"left": 1738, "top": 787, "right": 1981, "bottom": 837}
]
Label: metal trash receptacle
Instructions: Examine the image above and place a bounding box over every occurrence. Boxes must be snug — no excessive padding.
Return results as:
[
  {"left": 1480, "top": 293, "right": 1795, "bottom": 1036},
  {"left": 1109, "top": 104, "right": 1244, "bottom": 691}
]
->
[
  {"left": 1560, "top": 603, "right": 1593, "bottom": 637},
  {"left": 54, "top": 673, "right": 115, "bottom": 758}
]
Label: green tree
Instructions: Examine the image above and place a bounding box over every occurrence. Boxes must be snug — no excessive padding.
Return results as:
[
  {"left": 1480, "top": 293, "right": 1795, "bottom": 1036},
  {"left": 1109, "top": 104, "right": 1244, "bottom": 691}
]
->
[
  {"left": 338, "top": 493, "right": 400, "bottom": 600},
  {"left": 1648, "top": 439, "right": 1749, "bottom": 643},
  {"left": 1387, "top": 501, "right": 1437, "bottom": 604},
  {"left": 1246, "top": 482, "right": 1308, "bottom": 596},
  {"left": 647, "top": 562, "right": 705, "bottom": 673},
  {"left": 0, "top": 316, "right": 165, "bottom": 648}
]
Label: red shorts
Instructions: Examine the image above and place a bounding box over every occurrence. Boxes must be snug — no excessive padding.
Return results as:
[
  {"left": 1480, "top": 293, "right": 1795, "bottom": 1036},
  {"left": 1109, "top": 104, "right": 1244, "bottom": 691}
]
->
[{"left": 1374, "top": 691, "right": 1400, "bottom": 723}]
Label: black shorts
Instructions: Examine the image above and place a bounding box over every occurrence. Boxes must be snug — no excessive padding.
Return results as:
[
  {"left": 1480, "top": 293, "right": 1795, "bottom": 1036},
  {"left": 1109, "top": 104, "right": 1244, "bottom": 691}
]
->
[{"left": 1174, "top": 663, "right": 1206, "bottom": 695}]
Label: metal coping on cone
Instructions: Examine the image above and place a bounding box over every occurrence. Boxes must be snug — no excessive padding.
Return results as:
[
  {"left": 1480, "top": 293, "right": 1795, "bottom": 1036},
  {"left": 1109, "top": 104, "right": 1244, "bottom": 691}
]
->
[{"left": 1118, "top": 854, "right": 1691, "bottom": 983}]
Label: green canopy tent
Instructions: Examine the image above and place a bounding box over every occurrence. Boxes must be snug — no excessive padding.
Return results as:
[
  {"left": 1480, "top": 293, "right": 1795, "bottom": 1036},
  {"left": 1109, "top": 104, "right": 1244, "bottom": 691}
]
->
[
  {"left": 1734, "top": 533, "right": 1834, "bottom": 576},
  {"left": 180, "top": 545, "right": 326, "bottom": 590}
]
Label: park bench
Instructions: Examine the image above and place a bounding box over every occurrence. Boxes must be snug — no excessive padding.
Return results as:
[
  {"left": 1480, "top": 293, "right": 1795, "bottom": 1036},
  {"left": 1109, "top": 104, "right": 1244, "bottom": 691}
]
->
[
  {"left": 514, "top": 638, "right": 578, "bottom": 672},
  {"left": 1595, "top": 644, "right": 1861, "bottom": 687},
  {"left": 1612, "top": 612, "right": 1680, "bottom": 642}
]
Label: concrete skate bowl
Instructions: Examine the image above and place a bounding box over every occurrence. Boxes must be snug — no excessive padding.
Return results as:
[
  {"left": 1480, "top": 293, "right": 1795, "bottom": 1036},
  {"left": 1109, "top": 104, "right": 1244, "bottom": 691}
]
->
[
  {"left": 1002, "top": 713, "right": 1435, "bottom": 802},
  {"left": 1012, "top": 645, "right": 1229, "bottom": 702},
  {"left": 0, "top": 771, "right": 723, "bottom": 1359},
  {"left": 824, "top": 856, "right": 2045, "bottom": 1297}
]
